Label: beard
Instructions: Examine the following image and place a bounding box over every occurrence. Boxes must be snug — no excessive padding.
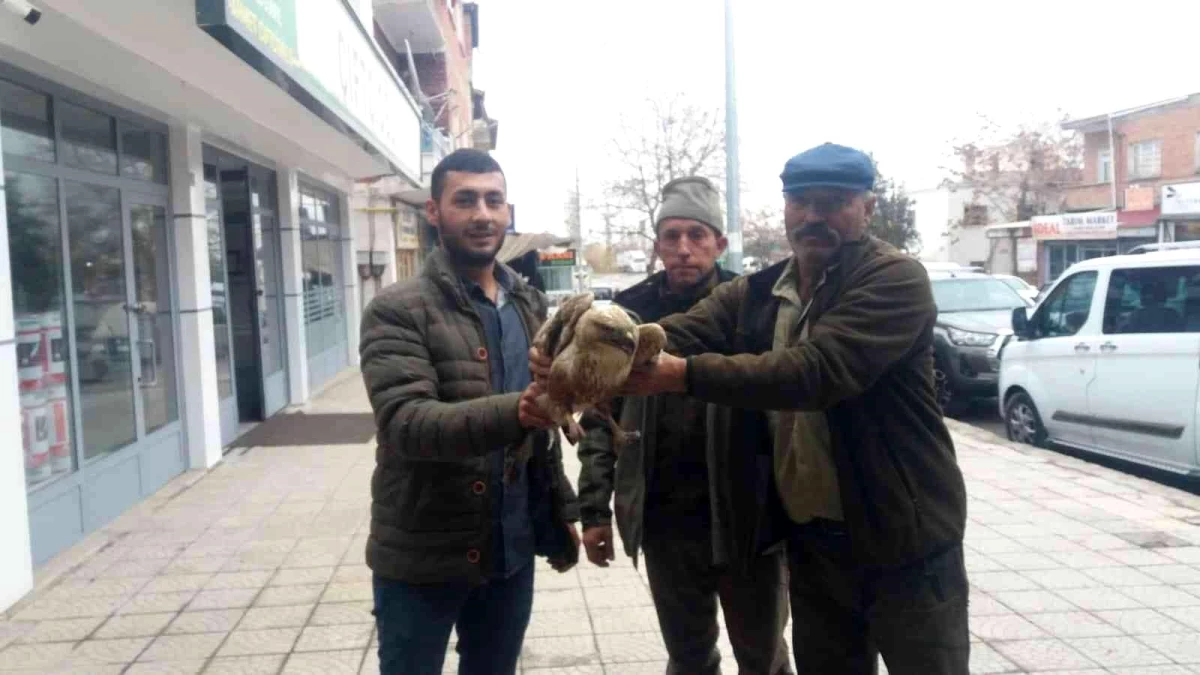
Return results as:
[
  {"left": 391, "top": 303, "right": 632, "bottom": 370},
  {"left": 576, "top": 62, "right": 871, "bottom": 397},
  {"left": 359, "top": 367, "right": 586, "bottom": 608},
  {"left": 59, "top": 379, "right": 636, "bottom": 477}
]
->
[{"left": 441, "top": 227, "right": 507, "bottom": 268}]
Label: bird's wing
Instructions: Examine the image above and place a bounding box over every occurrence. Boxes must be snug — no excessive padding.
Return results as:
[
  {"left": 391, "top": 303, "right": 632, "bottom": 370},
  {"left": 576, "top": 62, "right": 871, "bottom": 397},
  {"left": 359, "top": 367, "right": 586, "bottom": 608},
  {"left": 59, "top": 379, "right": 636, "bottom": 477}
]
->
[{"left": 533, "top": 291, "right": 593, "bottom": 358}]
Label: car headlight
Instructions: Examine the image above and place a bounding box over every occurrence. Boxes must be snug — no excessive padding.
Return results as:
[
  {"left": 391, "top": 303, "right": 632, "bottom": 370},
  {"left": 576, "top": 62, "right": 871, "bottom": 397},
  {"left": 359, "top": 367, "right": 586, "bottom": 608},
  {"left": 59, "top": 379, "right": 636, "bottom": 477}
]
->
[{"left": 947, "top": 327, "right": 997, "bottom": 347}]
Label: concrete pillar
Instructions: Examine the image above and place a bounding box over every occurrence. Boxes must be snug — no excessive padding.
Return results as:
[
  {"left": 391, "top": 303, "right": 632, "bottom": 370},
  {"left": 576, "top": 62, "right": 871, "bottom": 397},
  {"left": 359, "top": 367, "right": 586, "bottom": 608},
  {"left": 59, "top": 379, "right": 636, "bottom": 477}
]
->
[
  {"left": 0, "top": 150, "right": 36, "bottom": 611},
  {"left": 340, "top": 195, "right": 361, "bottom": 367},
  {"left": 277, "top": 168, "right": 310, "bottom": 404},
  {"left": 168, "top": 125, "right": 223, "bottom": 470}
]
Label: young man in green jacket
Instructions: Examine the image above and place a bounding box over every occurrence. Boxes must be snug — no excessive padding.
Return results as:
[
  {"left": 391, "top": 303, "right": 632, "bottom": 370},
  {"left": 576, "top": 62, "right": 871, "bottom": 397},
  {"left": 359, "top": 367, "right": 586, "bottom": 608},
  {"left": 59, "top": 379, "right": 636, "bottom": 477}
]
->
[
  {"left": 360, "top": 149, "right": 579, "bottom": 675},
  {"left": 576, "top": 177, "right": 791, "bottom": 675},
  {"left": 537, "top": 144, "right": 970, "bottom": 674}
]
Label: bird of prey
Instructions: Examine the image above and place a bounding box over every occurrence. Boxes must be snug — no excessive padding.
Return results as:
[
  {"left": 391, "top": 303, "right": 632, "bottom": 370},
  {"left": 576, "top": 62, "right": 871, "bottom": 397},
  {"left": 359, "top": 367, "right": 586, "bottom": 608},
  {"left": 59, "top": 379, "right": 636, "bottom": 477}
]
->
[{"left": 532, "top": 291, "right": 667, "bottom": 447}]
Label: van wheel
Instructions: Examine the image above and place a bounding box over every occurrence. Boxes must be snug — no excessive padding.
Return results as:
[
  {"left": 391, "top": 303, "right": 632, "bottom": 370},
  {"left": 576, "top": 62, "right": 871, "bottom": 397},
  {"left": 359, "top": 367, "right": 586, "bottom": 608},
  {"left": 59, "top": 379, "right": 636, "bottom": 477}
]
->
[{"left": 1005, "top": 392, "right": 1048, "bottom": 448}]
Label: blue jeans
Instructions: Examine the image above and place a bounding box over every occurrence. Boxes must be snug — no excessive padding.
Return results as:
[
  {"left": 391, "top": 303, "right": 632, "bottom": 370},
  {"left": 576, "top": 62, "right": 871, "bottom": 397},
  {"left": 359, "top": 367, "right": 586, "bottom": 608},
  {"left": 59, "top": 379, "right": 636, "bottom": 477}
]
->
[{"left": 372, "top": 563, "right": 535, "bottom": 675}]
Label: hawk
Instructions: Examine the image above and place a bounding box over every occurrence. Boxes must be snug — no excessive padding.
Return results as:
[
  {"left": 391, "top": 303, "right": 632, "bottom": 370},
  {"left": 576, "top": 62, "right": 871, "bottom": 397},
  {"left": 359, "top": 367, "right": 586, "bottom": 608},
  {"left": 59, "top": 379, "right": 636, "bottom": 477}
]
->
[{"left": 533, "top": 291, "right": 667, "bottom": 447}]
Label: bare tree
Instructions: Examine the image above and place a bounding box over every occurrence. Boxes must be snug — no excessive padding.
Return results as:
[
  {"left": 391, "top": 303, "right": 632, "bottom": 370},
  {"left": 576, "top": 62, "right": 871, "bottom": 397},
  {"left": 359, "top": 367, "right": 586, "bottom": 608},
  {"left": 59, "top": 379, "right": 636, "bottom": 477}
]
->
[
  {"left": 600, "top": 95, "right": 726, "bottom": 272},
  {"left": 740, "top": 207, "right": 787, "bottom": 266},
  {"left": 942, "top": 115, "right": 1082, "bottom": 231}
]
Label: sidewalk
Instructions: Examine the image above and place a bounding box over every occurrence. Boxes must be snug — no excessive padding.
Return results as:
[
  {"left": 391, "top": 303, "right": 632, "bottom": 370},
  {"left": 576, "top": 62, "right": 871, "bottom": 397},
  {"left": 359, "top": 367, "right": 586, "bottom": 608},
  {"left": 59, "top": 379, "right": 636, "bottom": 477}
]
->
[{"left": 5, "top": 372, "right": 1200, "bottom": 674}]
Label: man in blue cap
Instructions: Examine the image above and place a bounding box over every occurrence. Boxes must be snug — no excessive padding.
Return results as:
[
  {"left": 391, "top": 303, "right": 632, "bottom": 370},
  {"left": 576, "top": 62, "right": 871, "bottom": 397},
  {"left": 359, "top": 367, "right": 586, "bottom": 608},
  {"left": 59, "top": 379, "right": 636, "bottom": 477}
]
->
[{"left": 566, "top": 142, "right": 970, "bottom": 673}]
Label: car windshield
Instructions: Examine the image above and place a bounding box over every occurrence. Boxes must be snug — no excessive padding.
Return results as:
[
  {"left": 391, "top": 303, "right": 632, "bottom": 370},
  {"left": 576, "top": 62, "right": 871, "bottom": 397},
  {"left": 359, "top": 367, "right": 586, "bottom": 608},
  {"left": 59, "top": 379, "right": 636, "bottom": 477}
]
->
[
  {"left": 998, "top": 276, "right": 1029, "bottom": 292},
  {"left": 932, "top": 278, "right": 1027, "bottom": 312}
]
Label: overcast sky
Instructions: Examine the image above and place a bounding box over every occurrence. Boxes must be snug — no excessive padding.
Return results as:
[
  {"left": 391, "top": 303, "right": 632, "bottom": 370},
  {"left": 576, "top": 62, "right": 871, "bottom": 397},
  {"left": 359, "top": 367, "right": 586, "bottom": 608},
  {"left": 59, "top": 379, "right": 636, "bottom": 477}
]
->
[{"left": 475, "top": 0, "right": 1200, "bottom": 253}]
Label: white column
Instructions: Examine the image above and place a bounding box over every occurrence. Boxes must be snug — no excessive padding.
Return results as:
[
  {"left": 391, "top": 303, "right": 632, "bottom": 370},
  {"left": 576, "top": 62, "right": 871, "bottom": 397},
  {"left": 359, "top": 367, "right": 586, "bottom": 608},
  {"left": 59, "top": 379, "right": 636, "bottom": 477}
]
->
[
  {"left": 0, "top": 157, "right": 35, "bottom": 611},
  {"left": 341, "top": 194, "right": 361, "bottom": 367},
  {"left": 277, "top": 168, "right": 310, "bottom": 404},
  {"left": 169, "top": 125, "right": 223, "bottom": 470}
]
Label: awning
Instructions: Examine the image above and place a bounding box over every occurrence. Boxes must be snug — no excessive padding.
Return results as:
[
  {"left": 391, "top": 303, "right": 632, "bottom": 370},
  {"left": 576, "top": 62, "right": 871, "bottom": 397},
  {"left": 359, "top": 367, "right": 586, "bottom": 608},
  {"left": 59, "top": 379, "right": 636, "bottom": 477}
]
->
[
  {"left": 497, "top": 232, "right": 573, "bottom": 263},
  {"left": 1118, "top": 207, "right": 1161, "bottom": 228},
  {"left": 984, "top": 221, "right": 1031, "bottom": 238}
]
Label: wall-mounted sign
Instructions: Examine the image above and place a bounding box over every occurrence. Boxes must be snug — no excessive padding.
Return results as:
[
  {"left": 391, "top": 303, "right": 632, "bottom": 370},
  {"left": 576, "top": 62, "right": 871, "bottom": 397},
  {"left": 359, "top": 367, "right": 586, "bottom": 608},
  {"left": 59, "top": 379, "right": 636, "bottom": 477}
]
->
[
  {"left": 1163, "top": 182, "right": 1200, "bottom": 217},
  {"left": 1031, "top": 212, "right": 1118, "bottom": 241},
  {"left": 198, "top": 0, "right": 421, "bottom": 178},
  {"left": 539, "top": 250, "right": 577, "bottom": 268},
  {"left": 1125, "top": 185, "right": 1155, "bottom": 212}
]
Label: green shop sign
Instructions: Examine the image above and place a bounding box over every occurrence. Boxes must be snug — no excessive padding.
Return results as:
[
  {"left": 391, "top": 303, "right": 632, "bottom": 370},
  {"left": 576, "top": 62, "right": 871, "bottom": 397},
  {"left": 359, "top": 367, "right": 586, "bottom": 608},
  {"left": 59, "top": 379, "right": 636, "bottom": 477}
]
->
[{"left": 197, "top": 0, "right": 420, "bottom": 178}]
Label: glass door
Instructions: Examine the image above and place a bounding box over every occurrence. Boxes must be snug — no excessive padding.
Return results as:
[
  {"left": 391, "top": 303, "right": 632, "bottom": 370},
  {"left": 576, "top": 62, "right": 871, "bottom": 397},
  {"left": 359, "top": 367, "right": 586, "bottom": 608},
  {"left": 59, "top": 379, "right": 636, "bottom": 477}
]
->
[
  {"left": 204, "top": 162, "right": 239, "bottom": 447},
  {"left": 247, "top": 167, "right": 288, "bottom": 417},
  {"left": 127, "top": 196, "right": 179, "bottom": 438}
]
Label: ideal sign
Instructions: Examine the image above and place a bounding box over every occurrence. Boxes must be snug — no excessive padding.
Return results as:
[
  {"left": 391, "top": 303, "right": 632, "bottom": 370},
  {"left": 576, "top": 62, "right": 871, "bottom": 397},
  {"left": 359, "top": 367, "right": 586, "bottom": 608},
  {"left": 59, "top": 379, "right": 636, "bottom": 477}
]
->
[
  {"left": 1163, "top": 182, "right": 1200, "bottom": 217},
  {"left": 1031, "top": 212, "right": 1118, "bottom": 241}
]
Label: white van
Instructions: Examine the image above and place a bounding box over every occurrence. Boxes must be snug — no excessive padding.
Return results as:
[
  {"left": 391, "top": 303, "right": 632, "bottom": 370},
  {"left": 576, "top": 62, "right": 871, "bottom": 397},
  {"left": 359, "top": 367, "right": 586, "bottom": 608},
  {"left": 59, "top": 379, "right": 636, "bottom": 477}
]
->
[{"left": 998, "top": 249, "right": 1200, "bottom": 474}]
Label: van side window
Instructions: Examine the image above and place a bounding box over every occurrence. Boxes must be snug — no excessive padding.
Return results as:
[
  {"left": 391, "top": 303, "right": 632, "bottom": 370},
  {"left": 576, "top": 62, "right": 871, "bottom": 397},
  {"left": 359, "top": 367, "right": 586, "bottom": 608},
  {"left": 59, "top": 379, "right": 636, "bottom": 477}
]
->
[
  {"left": 1103, "top": 266, "right": 1199, "bottom": 334},
  {"left": 1033, "top": 271, "right": 1098, "bottom": 338}
]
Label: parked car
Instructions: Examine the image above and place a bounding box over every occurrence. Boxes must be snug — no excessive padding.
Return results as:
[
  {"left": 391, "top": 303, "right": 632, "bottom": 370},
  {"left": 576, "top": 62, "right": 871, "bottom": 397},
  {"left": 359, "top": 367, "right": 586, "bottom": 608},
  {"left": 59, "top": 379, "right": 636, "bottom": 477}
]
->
[
  {"left": 929, "top": 270, "right": 1032, "bottom": 415},
  {"left": 993, "top": 274, "right": 1040, "bottom": 305},
  {"left": 999, "top": 249, "right": 1200, "bottom": 474}
]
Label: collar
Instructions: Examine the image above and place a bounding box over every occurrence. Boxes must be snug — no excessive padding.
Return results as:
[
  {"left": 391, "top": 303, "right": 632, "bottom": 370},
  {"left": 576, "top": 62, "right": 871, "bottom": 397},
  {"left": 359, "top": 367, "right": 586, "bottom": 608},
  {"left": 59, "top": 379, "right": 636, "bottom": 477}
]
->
[
  {"left": 772, "top": 257, "right": 839, "bottom": 306},
  {"left": 658, "top": 265, "right": 721, "bottom": 302}
]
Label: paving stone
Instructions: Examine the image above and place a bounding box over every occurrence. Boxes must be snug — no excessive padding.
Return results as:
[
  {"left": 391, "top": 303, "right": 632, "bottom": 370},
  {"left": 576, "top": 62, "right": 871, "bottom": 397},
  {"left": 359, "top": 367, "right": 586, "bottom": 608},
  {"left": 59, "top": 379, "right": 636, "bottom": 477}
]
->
[
  {"left": 520, "top": 635, "right": 600, "bottom": 669},
  {"left": 203, "top": 571, "right": 273, "bottom": 591},
  {"left": 589, "top": 606, "right": 662, "bottom": 635},
  {"left": 217, "top": 627, "right": 301, "bottom": 657},
  {"left": 165, "top": 610, "right": 245, "bottom": 635},
  {"left": 121, "top": 591, "right": 197, "bottom": 615},
  {"left": 1054, "top": 587, "right": 1143, "bottom": 611},
  {"left": 271, "top": 567, "right": 335, "bottom": 587},
  {"left": 1117, "top": 584, "right": 1200, "bottom": 609},
  {"left": 532, "top": 588, "right": 586, "bottom": 612},
  {"left": 1095, "top": 608, "right": 1192, "bottom": 635},
  {"left": 1143, "top": 564, "right": 1200, "bottom": 585},
  {"left": 238, "top": 604, "right": 315, "bottom": 630},
  {"left": 969, "top": 571, "right": 1040, "bottom": 594},
  {"left": 255, "top": 585, "right": 326, "bottom": 607},
  {"left": 93, "top": 612, "right": 175, "bottom": 639},
  {"left": 583, "top": 584, "right": 653, "bottom": 609},
  {"left": 141, "top": 574, "right": 213, "bottom": 595},
  {"left": 991, "top": 639, "right": 1098, "bottom": 671},
  {"left": 331, "top": 566, "right": 372, "bottom": 584},
  {"left": 294, "top": 624, "right": 373, "bottom": 652},
  {"left": 969, "top": 614, "right": 1049, "bottom": 641},
  {"left": 1064, "top": 635, "right": 1174, "bottom": 668},
  {"left": 139, "top": 633, "right": 226, "bottom": 662},
  {"left": 1083, "top": 565, "right": 1166, "bottom": 587},
  {"left": 282, "top": 649, "right": 365, "bottom": 675},
  {"left": 966, "top": 642, "right": 1017, "bottom": 674},
  {"left": 310, "top": 602, "right": 373, "bottom": 626},
  {"left": 124, "top": 659, "right": 207, "bottom": 674},
  {"left": 992, "top": 589, "right": 1078, "bottom": 613},
  {"left": 596, "top": 632, "right": 668, "bottom": 664},
  {"left": 0, "top": 641, "right": 75, "bottom": 669},
  {"left": 1136, "top": 632, "right": 1200, "bottom": 664},
  {"left": 204, "top": 654, "right": 288, "bottom": 674},
  {"left": 15, "top": 616, "right": 104, "bottom": 643},
  {"left": 189, "top": 588, "right": 260, "bottom": 611},
  {"left": 321, "top": 582, "right": 373, "bottom": 603},
  {"left": 1024, "top": 611, "right": 1123, "bottom": 639},
  {"left": 69, "top": 636, "right": 154, "bottom": 663},
  {"left": 525, "top": 608, "right": 593, "bottom": 637}
]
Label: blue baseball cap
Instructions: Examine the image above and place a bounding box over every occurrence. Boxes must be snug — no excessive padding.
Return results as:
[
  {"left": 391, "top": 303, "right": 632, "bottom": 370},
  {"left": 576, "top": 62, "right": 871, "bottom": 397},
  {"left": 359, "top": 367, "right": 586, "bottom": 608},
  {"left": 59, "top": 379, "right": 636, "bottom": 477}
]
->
[{"left": 780, "top": 143, "right": 876, "bottom": 194}]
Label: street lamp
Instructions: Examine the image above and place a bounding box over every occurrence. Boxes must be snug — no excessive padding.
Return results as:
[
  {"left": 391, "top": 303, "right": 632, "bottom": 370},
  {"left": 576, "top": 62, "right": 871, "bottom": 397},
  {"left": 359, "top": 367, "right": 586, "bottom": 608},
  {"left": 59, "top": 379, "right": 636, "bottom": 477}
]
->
[{"left": 724, "top": 0, "right": 742, "bottom": 273}]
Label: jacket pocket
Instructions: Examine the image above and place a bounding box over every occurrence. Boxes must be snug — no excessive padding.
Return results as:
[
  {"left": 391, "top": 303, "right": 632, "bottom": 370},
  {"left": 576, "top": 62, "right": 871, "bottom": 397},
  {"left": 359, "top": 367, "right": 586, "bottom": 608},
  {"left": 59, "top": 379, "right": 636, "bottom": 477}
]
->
[{"left": 885, "top": 444, "right": 923, "bottom": 536}]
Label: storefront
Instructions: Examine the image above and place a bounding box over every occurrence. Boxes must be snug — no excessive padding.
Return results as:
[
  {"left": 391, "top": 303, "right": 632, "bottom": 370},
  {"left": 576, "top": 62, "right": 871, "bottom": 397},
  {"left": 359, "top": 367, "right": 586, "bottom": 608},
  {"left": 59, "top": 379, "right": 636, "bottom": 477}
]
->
[
  {"left": 1033, "top": 211, "right": 1159, "bottom": 286},
  {"left": 0, "top": 0, "right": 422, "bottom": 611},
  {"left": 1163, "top": 182, "right": 1200, "bottom": 242}
]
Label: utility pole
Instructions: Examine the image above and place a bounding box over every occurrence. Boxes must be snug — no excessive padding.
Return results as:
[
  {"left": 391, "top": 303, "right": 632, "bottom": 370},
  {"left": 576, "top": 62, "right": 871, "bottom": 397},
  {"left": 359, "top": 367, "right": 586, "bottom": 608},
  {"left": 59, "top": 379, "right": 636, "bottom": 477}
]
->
[
  {"left": 723, "top": 0, "right": 742, "bottom": 273},
  {"left": 570, "top": 167, "right": 583, "bottom": 250}
]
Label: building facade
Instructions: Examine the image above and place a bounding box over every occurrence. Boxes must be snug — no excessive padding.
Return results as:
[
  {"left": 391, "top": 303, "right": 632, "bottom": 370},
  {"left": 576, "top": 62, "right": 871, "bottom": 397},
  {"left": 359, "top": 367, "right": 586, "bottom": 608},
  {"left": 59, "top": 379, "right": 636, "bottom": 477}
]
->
[
  {"left": 0, "top": 0, "right": 429, "bottom": 611},
  {"left": 1048, "top": 94, "right": 1200, "bottom": 283}
]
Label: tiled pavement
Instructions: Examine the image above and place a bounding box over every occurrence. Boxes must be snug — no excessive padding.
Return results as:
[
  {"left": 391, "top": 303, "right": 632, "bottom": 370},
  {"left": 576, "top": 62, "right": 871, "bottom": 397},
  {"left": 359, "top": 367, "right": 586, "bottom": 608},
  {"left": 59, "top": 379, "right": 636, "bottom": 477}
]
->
[{"left": 7, "top": 371, "right": 1200, "bottom": 673}]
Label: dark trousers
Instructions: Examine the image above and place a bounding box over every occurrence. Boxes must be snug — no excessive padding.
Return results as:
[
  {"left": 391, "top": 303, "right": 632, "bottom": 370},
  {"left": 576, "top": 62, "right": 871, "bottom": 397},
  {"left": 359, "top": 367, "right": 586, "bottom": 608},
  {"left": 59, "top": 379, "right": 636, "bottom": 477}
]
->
[
  {"left": 787, "top": 521, "right": 970, "bottom": 675},
  {"left": 372, "top": 563, "right": 534, "bottom": 675},
  {"left": 642, "top": 528, "right": 792, "bottom": 675}
]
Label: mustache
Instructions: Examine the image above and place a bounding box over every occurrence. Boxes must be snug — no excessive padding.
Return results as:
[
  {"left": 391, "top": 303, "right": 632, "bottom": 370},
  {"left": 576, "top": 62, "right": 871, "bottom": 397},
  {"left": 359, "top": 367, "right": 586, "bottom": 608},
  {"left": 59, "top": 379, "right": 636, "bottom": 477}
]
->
[{"left": 789, "top": 223, "right": 839, "bottom": 244}]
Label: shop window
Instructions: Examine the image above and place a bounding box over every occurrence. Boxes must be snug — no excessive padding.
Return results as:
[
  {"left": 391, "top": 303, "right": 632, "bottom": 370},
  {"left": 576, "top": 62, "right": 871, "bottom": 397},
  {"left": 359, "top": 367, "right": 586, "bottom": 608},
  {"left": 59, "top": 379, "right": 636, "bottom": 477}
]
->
[
  {"left": 1103, "top": 267, "right": 1199, "bottom": 334},
  {"left": 0, "top": 79, "right": 54, "bottom": 162},
  {"left": 59, "top": 100, "right": 117, "bottom": 175},
  {"left": 120, "top": 122, "right": 168, "bottom": 183},
  {"left": 7, "top": 171, "right": 74, "bottom": 489},
  {"left": 300, "top": 185, "right": 344, "bottom": 358}
]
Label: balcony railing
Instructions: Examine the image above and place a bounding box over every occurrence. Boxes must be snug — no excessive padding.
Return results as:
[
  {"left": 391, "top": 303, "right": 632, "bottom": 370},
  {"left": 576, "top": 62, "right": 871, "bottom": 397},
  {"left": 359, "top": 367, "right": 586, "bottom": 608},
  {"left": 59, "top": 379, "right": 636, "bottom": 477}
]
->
[
  {"left": 420, "top": 124, "right": 452, "bottom": 182},
  {"left": 1064, "top": 183, "right": 1119, "bottom": 211}
]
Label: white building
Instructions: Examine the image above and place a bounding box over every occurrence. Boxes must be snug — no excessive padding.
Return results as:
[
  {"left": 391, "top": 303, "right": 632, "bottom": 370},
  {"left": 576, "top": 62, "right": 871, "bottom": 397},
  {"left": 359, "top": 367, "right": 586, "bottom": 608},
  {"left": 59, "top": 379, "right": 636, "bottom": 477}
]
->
[
  {"left": 911, "top": 183, "right": 1022, "bottom": 269},
  {"left": 0, "top": 0, "right": 433, "bottom": 611}
]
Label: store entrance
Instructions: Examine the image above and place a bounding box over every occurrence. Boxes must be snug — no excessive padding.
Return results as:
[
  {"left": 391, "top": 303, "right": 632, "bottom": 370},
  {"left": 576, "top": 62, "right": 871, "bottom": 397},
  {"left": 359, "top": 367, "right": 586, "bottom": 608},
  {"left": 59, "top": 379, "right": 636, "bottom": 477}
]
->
[{"left": 202, "top": 146, "right": 288, "bottom": 447}]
